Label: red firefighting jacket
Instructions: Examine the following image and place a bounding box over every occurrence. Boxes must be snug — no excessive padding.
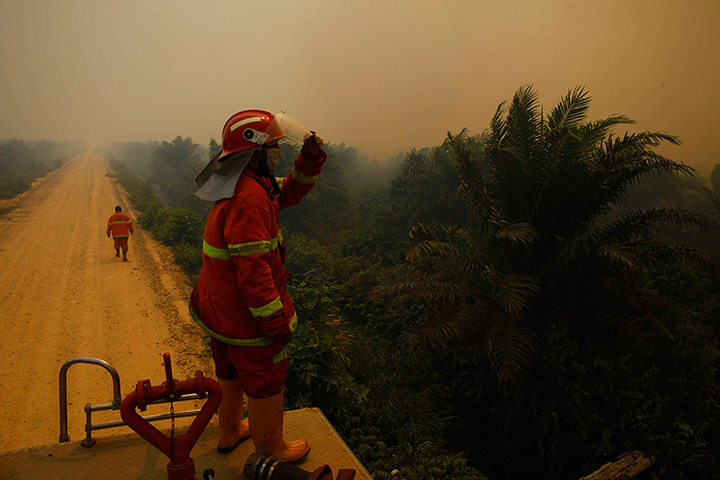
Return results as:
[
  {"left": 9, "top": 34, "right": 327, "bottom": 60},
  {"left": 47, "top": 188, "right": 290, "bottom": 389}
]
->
[
  {"left": 189, "top": 149, "right": 326, "bottom": 345},
  {"left": 106, "top": 212, "right": 133, "bottom": 238}
]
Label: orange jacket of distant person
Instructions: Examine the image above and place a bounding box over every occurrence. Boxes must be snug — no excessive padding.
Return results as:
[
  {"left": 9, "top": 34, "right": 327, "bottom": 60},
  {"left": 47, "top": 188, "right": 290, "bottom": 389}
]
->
[
  {"left": 190, "top": 149, "right": 326, "bottom": 345},
  {"left": 106, "top": 212, "right": 133, "bottom": 243}
]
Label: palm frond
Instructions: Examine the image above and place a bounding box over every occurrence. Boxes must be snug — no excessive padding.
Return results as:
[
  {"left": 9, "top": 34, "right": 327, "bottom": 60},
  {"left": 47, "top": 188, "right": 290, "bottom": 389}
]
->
[
  {"left": 548, "top": 86, "right": 591, "bottom": 130},
  {"left": 546, "top": 231, "right": 642, "bottom": 276},
  {"left": 505, "top": 84, "right": 542, "bottom": 156},
  {"left": 592, "top": 134, "right": 693, "bottom": 210},
  {"left": 446, "top": 130, "right": 475, "bottom": 178},
  {"left": 407, "top": 306, "right": 490, "bottom": 348},
  {"left": 547, "top": 205, "right": 706, "bottom": 277},
  {"left": 596, "top": 244, "right": 642, "bottom": 270},
  {"left": 406, "top": 239, "right": 463, "bottom": 263},
  {"left": 574, "top": 115, "right": 634, "bottom": 146},
  {"left": 445, "top": 130, "right": 491, "bottom": 214},
  {"left": 491, "top": 219, "right": 540, "bottom": 246},
  {"left": 382, "top": 279, "right": 481, "bottom": 306},
  {"left": 488, "top": 272, "right": 540, "bottom": 315},
  {"left": 509, "top": 85, "right": 541, "bottom": 123},
  {"left": 406, "top": 223, "right": 470, "bottom": 263},
  {"left": 599, "top": 207, "right": 706, "bottom": 242},
  {"left": 599, "top": 131, "right": 685, "bottom": 171},
  {"left": 489, "top": 101, "right": 508, "bottom": 145},
  {"left": 488, "top": 318, "right": 537, "bottom": 384}
]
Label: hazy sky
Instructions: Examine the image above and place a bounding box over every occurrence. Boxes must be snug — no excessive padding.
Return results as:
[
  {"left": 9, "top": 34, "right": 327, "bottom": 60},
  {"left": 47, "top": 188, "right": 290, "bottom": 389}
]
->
[{"left": 1, "top": 0, "right": 719, "bottom": 172}]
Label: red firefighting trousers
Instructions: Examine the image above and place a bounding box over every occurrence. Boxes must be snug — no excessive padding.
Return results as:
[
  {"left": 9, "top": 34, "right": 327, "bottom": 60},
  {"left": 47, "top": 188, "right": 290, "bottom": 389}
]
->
[{"left": 210, "top": 337, "right": 288, "bottom": 398}]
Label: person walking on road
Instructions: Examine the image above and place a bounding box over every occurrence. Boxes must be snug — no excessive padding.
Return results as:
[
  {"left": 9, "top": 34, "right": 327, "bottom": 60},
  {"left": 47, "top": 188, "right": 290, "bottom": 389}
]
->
[
  {"left": 106, "top": 206, "right": 133, "bottom": 261},
  {"left": 190, "top": 110, "right": 326, "bottom": 462}
]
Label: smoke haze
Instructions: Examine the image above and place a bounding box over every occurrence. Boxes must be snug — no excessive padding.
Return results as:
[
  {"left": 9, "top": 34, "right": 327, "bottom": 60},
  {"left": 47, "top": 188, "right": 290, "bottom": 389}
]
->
[{"left": 1, "top": 1, "right": 719, "bottom": 171}]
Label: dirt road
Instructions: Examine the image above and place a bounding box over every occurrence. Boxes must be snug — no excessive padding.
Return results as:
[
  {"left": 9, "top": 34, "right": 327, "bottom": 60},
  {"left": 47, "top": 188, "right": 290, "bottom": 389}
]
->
[{"left": 0, "top": 154, "right": 213, "bottom": 452}]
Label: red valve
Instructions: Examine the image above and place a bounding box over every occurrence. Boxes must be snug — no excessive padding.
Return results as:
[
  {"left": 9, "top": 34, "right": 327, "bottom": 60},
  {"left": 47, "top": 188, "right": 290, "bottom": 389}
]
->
[{"left": 121, "top": 353, "right": 222, "bottom": 480}]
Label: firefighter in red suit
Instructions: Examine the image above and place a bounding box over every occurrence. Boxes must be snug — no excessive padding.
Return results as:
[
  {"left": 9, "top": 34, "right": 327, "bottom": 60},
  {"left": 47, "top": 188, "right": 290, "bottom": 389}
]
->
[
  {"left": 106, "top": 206, "right": 133, "bottom": 261},
  {"left": 189, "top": 110, "right": 325, "bottom": 462}
]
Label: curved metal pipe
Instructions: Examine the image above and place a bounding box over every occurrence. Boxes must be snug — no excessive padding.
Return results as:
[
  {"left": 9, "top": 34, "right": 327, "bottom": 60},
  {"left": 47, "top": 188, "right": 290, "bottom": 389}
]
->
[{"left": 58, "top": 357, "right": 121, "bottom": 442}]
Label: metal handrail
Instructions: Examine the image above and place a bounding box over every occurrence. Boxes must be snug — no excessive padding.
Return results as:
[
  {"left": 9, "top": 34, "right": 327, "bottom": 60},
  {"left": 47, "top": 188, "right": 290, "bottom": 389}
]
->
[
  {"left": 58, "top": 356, "right": 202, "bottom": 447},
  {"left": 59, "top": 357, "right": 121, "bottom": 444}
]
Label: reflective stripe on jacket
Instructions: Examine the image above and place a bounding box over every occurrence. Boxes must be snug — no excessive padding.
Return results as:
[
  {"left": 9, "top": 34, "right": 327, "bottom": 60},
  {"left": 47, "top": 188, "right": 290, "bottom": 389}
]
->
[
  {"left": 107, "top": 212, "right": 133, "bottom": 238},
  {"left": 190, "top": 149, "right": 326, "bottom": 344}
]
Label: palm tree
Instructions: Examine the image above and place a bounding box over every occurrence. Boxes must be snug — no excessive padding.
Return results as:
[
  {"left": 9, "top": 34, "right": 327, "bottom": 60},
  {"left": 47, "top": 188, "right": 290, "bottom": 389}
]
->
[
  {"left": 400, "top": 85, "right": 702, "bottom": 384},
  {"left": 388, "top": 146, "right": 469, "bottom": 232}
]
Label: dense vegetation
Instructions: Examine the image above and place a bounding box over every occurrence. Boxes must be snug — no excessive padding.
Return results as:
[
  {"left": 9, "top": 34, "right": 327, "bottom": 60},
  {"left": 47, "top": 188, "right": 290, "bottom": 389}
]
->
[
  {"left": 103, "top": 86, "right": 720, "bottom": 480},
  {"left": 0, "top": 139, "right": 84, "bottom": 200}
]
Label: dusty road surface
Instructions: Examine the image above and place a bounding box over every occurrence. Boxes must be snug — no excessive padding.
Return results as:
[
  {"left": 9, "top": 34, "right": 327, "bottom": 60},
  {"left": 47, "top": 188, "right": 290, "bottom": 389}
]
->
[{"left": 0, "top": 154, "right": 213, "bottom": 453}]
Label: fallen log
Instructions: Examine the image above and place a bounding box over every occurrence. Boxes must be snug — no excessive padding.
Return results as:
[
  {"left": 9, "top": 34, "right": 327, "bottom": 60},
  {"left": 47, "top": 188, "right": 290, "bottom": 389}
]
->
[{"left": 579, "top": 450, "right": 656, "bottom": 480}]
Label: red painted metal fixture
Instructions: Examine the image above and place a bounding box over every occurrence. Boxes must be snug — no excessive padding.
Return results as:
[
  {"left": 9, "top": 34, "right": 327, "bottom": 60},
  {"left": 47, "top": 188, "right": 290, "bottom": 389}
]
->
[{"left": 120, "top": 353, "right": 222, "bottom": 480}]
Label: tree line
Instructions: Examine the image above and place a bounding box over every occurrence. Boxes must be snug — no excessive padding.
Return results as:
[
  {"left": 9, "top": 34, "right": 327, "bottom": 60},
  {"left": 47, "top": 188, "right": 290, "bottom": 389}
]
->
[
  {"left": 0, "top": 139, "right": 85, "bottom": 200},
  {"left": 102, "top": 86, "right": 720, "bottom": 480}
]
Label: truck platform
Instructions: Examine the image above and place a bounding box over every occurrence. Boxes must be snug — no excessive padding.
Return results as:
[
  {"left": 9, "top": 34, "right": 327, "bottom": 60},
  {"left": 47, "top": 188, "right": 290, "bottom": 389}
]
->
[{"left": 0, "top": 408, "right": 373, "bottom": 480}]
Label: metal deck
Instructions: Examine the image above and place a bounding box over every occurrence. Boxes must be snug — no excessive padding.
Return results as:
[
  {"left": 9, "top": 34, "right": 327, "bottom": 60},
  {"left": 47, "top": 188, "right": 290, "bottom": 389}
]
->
[{"left": 0, "top": 408, "right": 373, "bottom": 480}]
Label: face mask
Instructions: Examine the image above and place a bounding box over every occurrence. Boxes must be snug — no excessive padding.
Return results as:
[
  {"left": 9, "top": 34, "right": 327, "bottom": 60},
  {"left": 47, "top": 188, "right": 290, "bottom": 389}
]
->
[{"left": 265, "top": 146, "right": 281, "bottom": 172}]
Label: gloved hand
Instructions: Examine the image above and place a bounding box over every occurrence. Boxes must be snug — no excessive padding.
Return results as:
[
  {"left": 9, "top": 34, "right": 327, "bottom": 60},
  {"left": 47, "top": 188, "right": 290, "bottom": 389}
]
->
[
  {"left": 301, "top": 132, "right": 324, "bottom": 159},
  {"left": 106, "top": 231, "right": 110, "bottom": 237},
  {"left": 270, "top": 326, "right": 292, "bottom": 346}
]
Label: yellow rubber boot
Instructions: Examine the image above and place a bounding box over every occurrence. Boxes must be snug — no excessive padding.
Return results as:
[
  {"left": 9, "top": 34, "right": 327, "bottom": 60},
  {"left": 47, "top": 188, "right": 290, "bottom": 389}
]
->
[
  {"left": 216, "top": 379, "right": 250, "bottom": 453},
  {"left": 246, "top": 390, "right": 310, "bottom": 463}
]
